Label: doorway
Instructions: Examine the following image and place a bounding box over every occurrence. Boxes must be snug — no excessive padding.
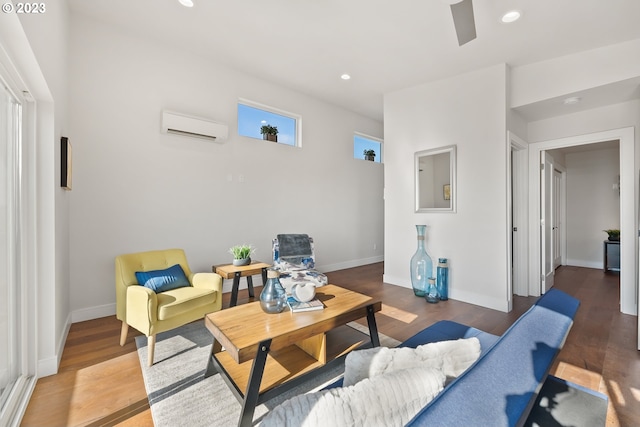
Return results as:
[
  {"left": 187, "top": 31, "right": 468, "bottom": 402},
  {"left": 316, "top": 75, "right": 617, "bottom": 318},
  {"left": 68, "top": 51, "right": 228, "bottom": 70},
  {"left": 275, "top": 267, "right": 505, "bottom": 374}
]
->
[{"left": 528, "top": 127, "right": 636, "bottom": 320}]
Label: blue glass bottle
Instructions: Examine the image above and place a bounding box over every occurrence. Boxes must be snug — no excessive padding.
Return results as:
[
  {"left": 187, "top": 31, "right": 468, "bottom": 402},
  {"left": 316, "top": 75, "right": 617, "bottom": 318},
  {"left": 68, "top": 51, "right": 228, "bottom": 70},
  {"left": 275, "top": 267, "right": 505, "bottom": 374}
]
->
[
  {"left": 437, "top": 258, "right": 449, "bottom": 301},
  {"left": 410, "top": 225, "right": 433, "bottom": 297},
  {"left": 425, "top": 277, "right": 439, "bottom": 303},
  {"left": 260, "top": 269, "right": 286, "bottom": 314}
]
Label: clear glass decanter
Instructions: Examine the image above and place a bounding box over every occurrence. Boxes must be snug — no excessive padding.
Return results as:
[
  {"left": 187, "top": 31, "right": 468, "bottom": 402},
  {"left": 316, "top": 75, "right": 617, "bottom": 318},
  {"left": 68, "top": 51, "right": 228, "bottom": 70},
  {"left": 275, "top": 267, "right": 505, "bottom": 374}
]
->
[{"left": 410, "top": 225, "right": 433, "bottom": 297}]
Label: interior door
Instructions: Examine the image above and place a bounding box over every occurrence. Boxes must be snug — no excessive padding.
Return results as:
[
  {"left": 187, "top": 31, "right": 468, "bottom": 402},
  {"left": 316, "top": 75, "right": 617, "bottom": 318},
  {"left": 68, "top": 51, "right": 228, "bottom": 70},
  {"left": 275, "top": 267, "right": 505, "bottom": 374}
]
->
[
  {"left": 510, "top": 142, "right": 528, "bottom": 296},
  {"left": 540, "top": 152, "right": 555, "bottom": 293},
  {"left": 553, "top": 168, "right": 562, "bottom": 269}
]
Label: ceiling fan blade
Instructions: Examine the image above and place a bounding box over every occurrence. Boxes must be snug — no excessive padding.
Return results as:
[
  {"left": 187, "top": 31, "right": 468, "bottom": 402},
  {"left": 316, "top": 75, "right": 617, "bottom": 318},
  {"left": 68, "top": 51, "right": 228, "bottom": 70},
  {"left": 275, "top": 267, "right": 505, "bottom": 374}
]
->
[{"left": 450, "top": 0, "right": 477, "bottom": 46}]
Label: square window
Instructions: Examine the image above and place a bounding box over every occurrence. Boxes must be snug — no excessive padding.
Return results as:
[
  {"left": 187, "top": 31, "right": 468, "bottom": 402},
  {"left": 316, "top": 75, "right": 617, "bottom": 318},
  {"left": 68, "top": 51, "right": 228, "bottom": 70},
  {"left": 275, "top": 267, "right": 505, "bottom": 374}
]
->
[
  {"left": 354, "top": 133, "right": 382, "bottom": 163},
  {"left": 238, "top": 101, "right": 299, "bottom": 147}
]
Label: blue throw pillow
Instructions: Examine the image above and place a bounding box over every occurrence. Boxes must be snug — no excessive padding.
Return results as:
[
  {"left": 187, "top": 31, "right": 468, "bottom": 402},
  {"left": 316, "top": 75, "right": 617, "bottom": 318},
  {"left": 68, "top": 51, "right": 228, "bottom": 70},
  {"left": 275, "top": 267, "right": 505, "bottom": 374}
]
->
[{"left": 135, "top": 264, "right": 190, "bottom": 293}]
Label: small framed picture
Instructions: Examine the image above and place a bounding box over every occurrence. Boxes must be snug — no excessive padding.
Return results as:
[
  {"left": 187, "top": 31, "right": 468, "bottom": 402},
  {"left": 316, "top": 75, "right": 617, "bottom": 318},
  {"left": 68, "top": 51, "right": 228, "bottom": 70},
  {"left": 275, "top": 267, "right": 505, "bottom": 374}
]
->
[
  {"left": 443, "top": 184, "right": 451, "bottom": 200},
  {"left": 61, "top": 137, "right": 72, "bottom": 190}
]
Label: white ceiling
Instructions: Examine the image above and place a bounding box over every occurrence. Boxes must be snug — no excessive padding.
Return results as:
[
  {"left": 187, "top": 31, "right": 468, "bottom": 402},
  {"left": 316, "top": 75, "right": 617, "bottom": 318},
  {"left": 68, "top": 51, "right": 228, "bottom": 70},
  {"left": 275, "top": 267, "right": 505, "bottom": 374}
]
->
[{"left": 67, "top": 0, "right": 640, "bottom": 122}]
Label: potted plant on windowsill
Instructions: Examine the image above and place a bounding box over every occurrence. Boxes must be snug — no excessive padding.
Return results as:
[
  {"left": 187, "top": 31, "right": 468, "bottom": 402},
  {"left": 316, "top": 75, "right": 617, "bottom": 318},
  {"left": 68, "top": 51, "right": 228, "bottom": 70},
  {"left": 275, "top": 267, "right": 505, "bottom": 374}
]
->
[
  {"left": 260, "top": 124, "right": 278, "bottom": 142},
  {"left": 603, "top": 229, "right": 620, "bottom": 241},
  {"left": 229, "top": 244, "right": 255, "bottom": 266},
  {"left": 363, "top": 149, "right": 376, "bottom": 161}
]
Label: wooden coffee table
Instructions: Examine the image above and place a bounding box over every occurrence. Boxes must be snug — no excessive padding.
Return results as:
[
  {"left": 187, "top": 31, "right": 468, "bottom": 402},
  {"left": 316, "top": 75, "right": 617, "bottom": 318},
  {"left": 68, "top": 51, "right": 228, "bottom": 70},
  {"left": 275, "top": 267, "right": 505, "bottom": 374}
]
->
[
  {"left": 203, "top": 284, "right": 382, "bottom": 427},
  {"left": 212, "top": 261, "right": 271, "bottom": 307}
]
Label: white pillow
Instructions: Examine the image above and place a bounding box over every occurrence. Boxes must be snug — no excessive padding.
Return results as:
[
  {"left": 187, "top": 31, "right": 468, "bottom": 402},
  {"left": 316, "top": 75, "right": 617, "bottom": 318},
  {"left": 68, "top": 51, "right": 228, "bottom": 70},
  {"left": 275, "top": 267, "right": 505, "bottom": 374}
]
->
[
  {"left": 343, "top": 337, "right": 481, "bottom": 387},
  {"left": 260, "top": 367, "right": 445, "bottom": 427}
]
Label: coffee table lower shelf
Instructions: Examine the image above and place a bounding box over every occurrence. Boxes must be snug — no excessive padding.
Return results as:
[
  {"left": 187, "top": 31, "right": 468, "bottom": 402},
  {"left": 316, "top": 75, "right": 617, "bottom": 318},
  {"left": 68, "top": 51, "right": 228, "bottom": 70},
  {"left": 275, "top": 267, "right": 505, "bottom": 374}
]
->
[
  {"left": 212, "top": 326, "right": 371, "bottom": 403},
  {"left": 208, "top": 325, "right": 370, "bottom": 404}
]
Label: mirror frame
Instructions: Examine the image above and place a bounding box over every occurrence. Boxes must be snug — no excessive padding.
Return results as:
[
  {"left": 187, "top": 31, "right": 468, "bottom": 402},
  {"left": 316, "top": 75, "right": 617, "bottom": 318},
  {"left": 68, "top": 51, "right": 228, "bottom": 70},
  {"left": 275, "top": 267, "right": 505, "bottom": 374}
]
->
[{"left": 415, "top": 145, "right": 457, "bottom": 213}]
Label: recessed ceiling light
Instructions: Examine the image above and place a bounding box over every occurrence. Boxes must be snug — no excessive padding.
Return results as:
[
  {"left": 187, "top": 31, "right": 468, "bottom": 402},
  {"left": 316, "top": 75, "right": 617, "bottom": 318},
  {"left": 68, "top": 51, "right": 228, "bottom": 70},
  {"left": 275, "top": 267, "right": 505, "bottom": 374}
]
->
[
  {"left": 501, "top": 10, "right": 521, "bottom": 23},
  {"left": 563, "top": 96, "right": 582, "bottom": 105},
  {"left": 179, "top": 0, "right": 194, "bottom": 7},
  {"left": 340, "top": 74, "right": 351, "bottom": 80}
]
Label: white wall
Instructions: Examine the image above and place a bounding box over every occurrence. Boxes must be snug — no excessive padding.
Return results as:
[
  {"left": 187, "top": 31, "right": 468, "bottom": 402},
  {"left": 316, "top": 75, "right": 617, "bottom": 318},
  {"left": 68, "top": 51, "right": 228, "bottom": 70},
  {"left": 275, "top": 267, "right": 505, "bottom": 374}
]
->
[
  {"left": 511, "top": 39, "right": 640, "bottom": 108},
  {"left": 528, "top": 101, "right": 640, "bottom": 144},
  {"left": 68, "top": 15, "right": 384, "bottom": 317},
  {"left": 563, "top": 148, "right": 620, "bottom": 268},
  {"left": 384, "top": 64, "right": 511, "bottom": 312}
]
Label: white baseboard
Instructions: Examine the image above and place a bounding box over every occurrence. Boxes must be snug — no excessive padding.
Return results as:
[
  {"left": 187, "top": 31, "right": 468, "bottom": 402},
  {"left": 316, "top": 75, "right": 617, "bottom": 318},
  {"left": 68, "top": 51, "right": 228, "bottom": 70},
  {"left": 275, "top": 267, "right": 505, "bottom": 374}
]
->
[
  {"left": 37, "top": 312, "right": 72, "bottom": 378},
  {"left": 221, "top": 256, "right": 385, "bottom": 293},
  {"left": 449, "top": 288, "right": 510, "bottom": 313},
  {"left": 34, "top": 305, "right": 116, "bottom": 379},
  {"left": 36, "top": 356, "right": 58, "bottom": 379},
  {"left": 71, "top": 302, "right": 116, "bottom": 323},
  {"left": 36, "top": 303, "right": 117, "bottom": 378},
  {"left": 318, "top": 256, "right": 384, "bottom": 273},
  {"left": 63, "top": 257, "right": 386, "bottom": 323},
  {"left": 35, "top": 257, "right": 395, "bottom": 375},
  {"left": 383, "top": 274, "right": 509, "bottom": 312},
  {"left": 566, "top": 259, "right": 602, "bottom": 269},
  {"left": 382, "top": 274, "right": 410, "bottom": 289}
]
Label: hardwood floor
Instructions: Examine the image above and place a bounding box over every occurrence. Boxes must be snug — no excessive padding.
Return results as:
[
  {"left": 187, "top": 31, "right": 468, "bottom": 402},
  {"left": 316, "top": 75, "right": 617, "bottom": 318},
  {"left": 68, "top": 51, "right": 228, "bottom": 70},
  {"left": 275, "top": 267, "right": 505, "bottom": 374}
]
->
[{"left": 21, "top": 263, "right": 639, "bottom": 426}]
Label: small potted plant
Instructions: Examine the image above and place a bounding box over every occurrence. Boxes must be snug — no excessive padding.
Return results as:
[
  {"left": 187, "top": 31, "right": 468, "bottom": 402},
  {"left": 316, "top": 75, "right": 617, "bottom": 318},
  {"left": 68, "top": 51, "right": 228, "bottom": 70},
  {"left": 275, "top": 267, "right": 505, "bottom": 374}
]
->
[
  {"left": 603, "top": 229, "right": 620, "bottom": 241},
  {"left": 363, "top": 149, "right": 376, "bottom": 161},
  {"left": 260, "top": 124, "right": 278, "bottom": 142},
  {"left": 229, "top": 244, "right": 255, "bottom": 266}
]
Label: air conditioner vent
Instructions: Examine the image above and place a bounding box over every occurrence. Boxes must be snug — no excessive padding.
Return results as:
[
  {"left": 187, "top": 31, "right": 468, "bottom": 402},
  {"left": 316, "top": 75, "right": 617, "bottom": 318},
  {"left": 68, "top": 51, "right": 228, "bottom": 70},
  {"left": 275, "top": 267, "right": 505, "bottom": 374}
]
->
[{"left": 161, "top": 110, "right": 228, "bottom": 142}]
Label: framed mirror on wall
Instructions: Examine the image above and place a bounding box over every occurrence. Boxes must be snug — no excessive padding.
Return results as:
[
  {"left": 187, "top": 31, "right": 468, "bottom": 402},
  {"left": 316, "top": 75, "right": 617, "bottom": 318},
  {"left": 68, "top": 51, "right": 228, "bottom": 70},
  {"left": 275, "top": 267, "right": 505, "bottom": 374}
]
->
[{"left": 415, "top": 145, "right": 457, "bottom": 213}]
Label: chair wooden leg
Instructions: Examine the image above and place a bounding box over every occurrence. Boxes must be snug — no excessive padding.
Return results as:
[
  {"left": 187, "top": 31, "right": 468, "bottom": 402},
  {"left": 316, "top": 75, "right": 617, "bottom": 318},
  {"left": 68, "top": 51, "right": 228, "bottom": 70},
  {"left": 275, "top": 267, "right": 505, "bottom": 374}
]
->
[
  {"left": 120, "top": 322, "right": 129, "bottom": 346},
  {"left": 147, "top": 334, "right": 156, "bottom": 367}
]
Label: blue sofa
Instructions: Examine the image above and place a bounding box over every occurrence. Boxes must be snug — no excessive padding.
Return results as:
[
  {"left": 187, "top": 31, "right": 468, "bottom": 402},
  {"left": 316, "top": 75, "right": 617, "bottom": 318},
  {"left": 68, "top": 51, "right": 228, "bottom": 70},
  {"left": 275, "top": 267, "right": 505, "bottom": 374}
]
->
[
  {"left": 327, "top": 289, "right": 607, "bottom": 426},
  {"left": 403, "top": 289, "right": 595, "bottom": 426}
]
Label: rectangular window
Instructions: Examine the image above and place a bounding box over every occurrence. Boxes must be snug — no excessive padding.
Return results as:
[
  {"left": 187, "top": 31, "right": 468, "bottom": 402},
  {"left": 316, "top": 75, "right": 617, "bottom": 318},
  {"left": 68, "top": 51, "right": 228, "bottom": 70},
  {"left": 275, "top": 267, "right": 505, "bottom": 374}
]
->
[
  {"left": 237, "top": 100, "right": 300, "bottom": 147},
  {"left": 354, "top": 133, "right": 382, "bottom": 163}
]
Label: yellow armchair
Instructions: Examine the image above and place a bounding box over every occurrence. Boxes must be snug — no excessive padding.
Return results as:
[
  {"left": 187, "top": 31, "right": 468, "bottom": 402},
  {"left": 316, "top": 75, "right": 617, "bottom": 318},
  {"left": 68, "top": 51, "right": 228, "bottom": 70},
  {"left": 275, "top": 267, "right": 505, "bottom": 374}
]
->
[{"left": 115, "top": 248, "right": 222, "bottom": 366}]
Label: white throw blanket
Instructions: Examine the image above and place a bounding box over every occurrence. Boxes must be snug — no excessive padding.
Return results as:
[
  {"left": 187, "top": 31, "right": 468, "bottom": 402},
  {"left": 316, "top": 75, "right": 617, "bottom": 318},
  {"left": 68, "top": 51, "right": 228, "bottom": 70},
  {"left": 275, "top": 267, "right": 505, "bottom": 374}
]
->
[
  {"left": 343, "top": 337, "right": 481, "bottom": 386},
  {"left": 260, "top": 337, "right": 481, "bottom": 427},
  {"left": 260, "top": 367, "right": 445, "bottom": 427}
]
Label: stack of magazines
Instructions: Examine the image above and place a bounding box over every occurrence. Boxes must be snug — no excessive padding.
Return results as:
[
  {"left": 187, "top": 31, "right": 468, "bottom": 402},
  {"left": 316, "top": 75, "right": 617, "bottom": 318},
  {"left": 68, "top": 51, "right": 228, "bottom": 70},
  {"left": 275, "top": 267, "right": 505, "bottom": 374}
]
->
[{"left": 286, "top": 296, "right": 324, "bottom": 313}]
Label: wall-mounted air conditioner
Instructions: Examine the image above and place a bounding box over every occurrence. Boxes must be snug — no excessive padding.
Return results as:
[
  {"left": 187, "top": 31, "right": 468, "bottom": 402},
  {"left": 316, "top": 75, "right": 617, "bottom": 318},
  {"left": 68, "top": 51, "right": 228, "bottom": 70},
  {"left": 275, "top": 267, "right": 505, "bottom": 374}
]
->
[{"left": 161, "top": 110, "right": 228, "bottom": 142}]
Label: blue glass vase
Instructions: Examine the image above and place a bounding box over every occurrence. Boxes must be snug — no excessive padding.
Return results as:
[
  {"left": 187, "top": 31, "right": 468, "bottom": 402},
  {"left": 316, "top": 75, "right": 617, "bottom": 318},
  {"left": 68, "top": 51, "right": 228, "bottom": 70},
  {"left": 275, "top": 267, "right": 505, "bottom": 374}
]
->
[
  {"left": 410, "top": 225, "right": 433, "bottom": 297},
  {"left": 260, "top": 269, "right": 286, "bottom": 314},
  {"left": 437, "top": 258, "right": 449, "bottom": 301}
]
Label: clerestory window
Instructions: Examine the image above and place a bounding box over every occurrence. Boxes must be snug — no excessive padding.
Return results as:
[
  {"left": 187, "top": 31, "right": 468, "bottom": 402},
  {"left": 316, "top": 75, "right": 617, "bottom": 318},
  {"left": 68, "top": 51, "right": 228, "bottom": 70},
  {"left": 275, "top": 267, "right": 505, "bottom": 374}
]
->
[{"left": 237, "top": 100, "right": 300, "bottom": 147}]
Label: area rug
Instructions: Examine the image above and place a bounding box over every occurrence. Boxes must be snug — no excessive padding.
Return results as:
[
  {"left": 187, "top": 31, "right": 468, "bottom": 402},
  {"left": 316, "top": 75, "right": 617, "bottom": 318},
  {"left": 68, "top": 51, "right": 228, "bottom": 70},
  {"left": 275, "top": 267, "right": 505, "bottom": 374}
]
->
[{"left": 136, "top": 321, "right": 400, "bottom": 427}]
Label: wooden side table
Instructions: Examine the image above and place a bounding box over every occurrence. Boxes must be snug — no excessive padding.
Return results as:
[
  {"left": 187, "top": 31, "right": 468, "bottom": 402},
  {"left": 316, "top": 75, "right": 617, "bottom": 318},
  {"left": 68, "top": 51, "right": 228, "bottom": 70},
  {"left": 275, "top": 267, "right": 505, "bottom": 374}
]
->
[{"left": 213, "top": 261, "right": 271, "bottom": 307}]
